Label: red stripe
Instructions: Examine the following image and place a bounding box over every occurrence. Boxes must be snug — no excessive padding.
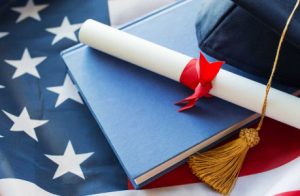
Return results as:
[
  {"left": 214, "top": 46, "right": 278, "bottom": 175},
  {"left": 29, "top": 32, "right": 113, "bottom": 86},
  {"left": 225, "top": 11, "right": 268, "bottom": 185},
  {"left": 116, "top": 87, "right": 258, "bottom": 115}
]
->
[{"left": 275, "top": 190, "right": 300, "bottom": 196}]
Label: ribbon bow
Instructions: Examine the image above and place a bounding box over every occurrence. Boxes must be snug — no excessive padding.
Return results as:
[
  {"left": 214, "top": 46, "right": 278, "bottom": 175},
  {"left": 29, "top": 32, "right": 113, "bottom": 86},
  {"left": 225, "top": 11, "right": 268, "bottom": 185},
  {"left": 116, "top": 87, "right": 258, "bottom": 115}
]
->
[{"left": 176, "top": 53, "right": 224, "bottom": 112}]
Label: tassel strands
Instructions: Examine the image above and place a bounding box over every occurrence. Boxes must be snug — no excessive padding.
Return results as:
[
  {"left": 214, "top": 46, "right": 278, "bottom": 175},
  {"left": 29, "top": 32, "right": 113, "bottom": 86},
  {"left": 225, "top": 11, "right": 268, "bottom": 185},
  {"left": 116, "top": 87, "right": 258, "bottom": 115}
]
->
[
  {"left": 189, "top": 128, "right": 259, "bottom": 195},
  {"left": 188, "top": 0, "right": 300, "bottom": 195}
]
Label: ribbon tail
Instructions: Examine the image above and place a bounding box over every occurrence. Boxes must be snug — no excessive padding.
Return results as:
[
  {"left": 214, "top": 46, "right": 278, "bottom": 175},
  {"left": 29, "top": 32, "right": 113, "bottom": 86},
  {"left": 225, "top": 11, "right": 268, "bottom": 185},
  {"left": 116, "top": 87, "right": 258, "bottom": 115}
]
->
[
  {"left": 175, "top": 96, "right": 199, "bottom": 112},
  {"left": 175, "top": 93, "right": 198, "bottom": 105},
  {"left": 177, "top": 100, "right": 198, "bottom": 112},
  {"left": 176, "top": 84, "right": 210, "bottom": 112}
]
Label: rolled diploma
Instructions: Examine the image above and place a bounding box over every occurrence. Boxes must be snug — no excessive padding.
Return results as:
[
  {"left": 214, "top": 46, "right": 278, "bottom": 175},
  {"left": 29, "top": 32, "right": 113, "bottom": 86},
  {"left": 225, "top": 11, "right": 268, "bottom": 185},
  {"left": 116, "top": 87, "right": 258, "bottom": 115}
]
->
[{"left": 79, "top": 19, "right": 300, "bottom": 129}]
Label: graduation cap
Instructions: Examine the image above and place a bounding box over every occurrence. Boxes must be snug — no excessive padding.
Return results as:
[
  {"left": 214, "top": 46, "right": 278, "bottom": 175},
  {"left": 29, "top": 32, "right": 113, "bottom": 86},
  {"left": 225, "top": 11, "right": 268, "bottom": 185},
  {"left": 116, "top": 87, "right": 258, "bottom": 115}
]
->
[
  {"left": 195, "top": 0, "right": 300, "bottom": 88},
  {"left": 189, "top": 0, "right": 300, "bottom": 194}
]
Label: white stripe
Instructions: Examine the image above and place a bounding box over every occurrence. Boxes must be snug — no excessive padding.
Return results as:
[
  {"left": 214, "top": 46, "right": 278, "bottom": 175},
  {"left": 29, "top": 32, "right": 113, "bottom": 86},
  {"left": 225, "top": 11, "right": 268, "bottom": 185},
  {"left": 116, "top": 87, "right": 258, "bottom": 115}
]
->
[
  {"left": 92, "top": 157, "right": 300, "bottom": 196},
  {"left": 0, "top": 178, "right": 57, "bottom": 196},
  {"left": 108, "top": 0, "right": 176, "bottom": 26}
]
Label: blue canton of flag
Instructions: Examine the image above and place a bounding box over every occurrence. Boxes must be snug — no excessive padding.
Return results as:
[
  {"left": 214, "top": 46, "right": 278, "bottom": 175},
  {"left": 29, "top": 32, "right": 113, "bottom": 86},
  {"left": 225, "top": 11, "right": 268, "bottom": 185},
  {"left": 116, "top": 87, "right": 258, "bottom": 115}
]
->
[{"left": 0, "top": 0, "right": 127, "bottom": 195}]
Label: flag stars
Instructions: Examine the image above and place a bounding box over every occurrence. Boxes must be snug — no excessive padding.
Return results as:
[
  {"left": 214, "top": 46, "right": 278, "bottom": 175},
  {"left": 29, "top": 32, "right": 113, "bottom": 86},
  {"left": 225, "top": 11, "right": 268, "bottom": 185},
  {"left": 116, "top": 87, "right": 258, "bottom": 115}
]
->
[
  {"left": 4, "top": 48, "right": 47, "bottom": 79},
  {"left": 2, "top": 107, "right": 49, "bottom": 141},
  {"left": 47, "top": 75, "right": 83, "bottom": 107},
  {"left": 0, "top": 32, "right": 9, "bottom": 39},
  {"left": 45, "top": 141, "right": 94, "bottom": 179},
  {"left": 11, "top": 0, "right": 48, "bottom": 23},
  {"left": 0, "top": 85, "right": 4, "bottom": 89},
  {"left": 46, "top": 17, "right": 81, "bottom": 45}
]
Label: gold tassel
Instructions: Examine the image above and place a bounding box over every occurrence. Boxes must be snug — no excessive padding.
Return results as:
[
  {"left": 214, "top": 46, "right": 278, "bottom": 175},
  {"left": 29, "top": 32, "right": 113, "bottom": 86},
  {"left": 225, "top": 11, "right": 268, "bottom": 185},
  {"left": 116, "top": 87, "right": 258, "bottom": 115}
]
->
[
  {"left": 188, "top": 0, "right": 300, "bottom": 195},
  {"left": 189, "top": 128, "right": 259, "bottom": 195}
]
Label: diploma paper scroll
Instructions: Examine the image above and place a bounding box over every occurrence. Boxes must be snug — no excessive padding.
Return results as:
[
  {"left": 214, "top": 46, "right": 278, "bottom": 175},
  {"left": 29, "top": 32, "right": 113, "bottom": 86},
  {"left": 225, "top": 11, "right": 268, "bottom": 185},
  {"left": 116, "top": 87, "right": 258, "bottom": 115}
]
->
[{"left": 79, "top": 19, "right": 300, "bottom": 129}]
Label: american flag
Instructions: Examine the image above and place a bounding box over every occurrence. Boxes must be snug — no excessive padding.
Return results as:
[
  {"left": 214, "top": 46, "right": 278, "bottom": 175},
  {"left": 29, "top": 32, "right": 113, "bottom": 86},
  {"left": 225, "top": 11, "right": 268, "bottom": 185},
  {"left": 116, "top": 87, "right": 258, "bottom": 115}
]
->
[
  {"left": 1, "top": 0, "right": 300, "bottom": 195},
  {"left": 0, "top": 0, "right": 127, "bottom": 195}
]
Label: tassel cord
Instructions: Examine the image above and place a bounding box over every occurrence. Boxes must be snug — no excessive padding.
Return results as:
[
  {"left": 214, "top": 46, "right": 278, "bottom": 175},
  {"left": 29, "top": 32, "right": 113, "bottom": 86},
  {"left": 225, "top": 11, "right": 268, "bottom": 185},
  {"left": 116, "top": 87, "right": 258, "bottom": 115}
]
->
[{"left": 256, "top": 0, "right": 300, "bottom": 131}]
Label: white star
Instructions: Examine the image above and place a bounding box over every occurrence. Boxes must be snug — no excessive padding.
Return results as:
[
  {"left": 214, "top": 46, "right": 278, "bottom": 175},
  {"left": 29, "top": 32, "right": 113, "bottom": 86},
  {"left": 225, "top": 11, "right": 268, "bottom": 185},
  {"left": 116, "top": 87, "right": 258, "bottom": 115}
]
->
[
  {"left": 2, "top": 107, "right": 49, "bottom": 141},
  {"left": 0, "top": 85, "right": 4, "bottom": 89},
  {"left": 46, "top": 17, "right": 81, "bottom": 45},
  {"left": 4, "top": 48, "right": 47, "bottom": 79},
  {"left": 47, "top": 75, "right": 83, "bottom": 107},
  {"left": 11, "top": 0, "right": 48, "bottom": 23},
  {"left": 45, "top": 141, "right": 93, "bottom": 179},
  {"left": 0, "top": 32, "right": 9, "bottom": 39}
]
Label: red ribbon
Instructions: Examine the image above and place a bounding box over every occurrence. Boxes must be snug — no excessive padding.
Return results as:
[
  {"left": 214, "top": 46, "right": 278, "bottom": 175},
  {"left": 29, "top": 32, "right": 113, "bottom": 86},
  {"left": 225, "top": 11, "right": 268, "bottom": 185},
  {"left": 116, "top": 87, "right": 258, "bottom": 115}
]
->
[{"left": 176, "top": 52, "right": 224, "bottom": 112}]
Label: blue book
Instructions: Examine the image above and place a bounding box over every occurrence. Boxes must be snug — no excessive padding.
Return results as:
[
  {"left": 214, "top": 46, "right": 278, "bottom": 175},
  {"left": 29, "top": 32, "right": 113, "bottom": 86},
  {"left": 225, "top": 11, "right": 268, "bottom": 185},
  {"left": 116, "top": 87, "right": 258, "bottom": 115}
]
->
[{"left": 61, "top": 0, "right": 295, "bottom": 188}]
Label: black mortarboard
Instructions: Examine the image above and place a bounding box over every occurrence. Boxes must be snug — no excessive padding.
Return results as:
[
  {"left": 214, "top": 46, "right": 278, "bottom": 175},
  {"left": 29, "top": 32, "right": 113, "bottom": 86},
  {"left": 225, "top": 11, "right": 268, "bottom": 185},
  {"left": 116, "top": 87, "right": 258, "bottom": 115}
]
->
[{"left": 196, "top": 0, "right": 300, "bottom": 87}]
